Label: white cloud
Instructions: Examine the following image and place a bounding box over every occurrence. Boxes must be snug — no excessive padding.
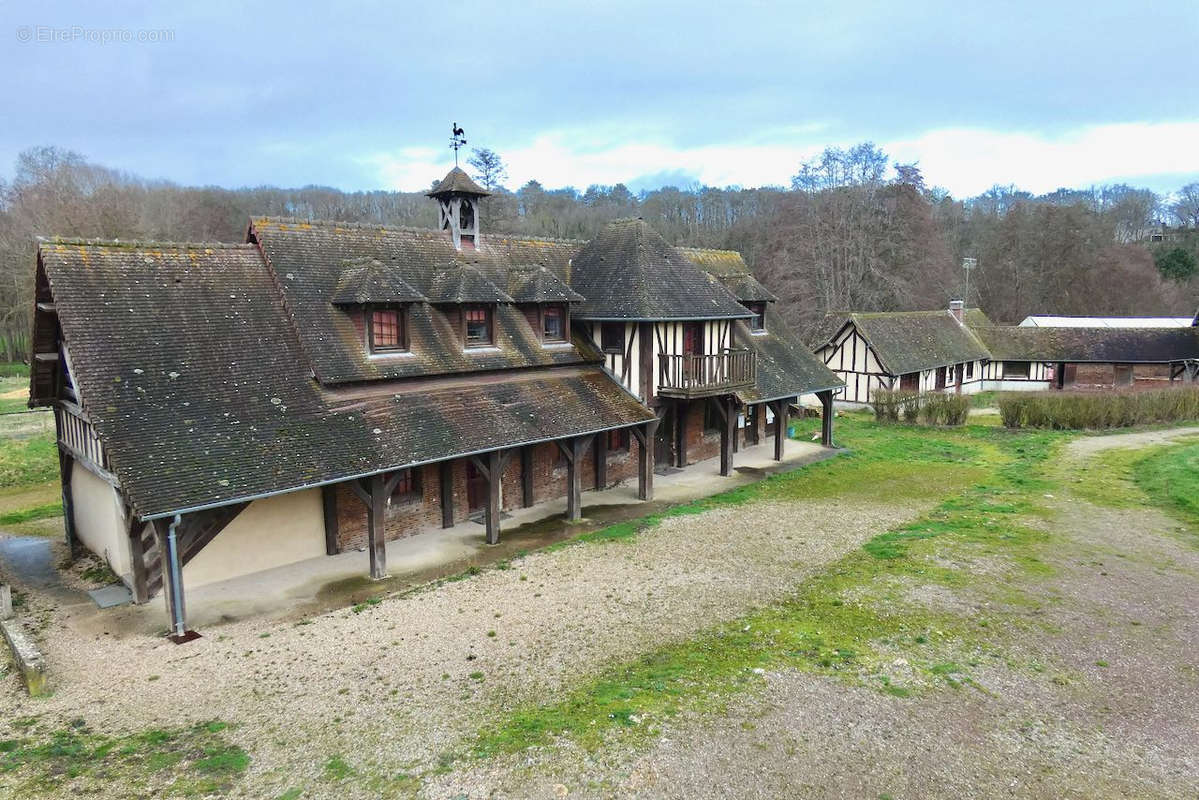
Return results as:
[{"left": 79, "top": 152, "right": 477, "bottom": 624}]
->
[{"left": 364, "top": 121, "right": 1199, "bottom": 197}]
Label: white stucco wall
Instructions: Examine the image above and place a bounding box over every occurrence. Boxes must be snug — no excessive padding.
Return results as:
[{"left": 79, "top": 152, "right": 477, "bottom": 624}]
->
[
  {"left": 182, "top": 488, "right": 327, "bottom": 588},
  {"left": 71, "top": 466, "right": 132, "bottom": 579}
]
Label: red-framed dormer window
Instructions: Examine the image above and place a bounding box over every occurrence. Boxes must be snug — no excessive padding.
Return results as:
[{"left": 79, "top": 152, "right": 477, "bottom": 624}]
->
[
  {"left": 542, "top": 304, "right": 565, "bottom": 342},
  {"left": 369, "top": 308, "right": 407, "bottom": 353},
  {"left": 464, "top": 305, "right": 493, "bottom": 347}
]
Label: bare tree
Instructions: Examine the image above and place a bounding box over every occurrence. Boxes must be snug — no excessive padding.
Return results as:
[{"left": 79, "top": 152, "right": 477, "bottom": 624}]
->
[{"left": 467, "top": 148, "right": 509, "bottom": 191}]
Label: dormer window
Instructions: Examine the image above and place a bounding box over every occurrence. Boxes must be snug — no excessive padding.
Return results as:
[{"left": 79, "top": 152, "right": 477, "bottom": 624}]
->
[
  {"left": 368, "top": 307, "right": 408, "bottom": 353},
  {"left": 464, "top": 305, "right": 493, "bottom": 347},
  {"left": 601, "top": 322, "right": 624, "bottom": 353},
  {"left": 744, "top": 302, "right": 766, "bottom": 332},
  {"left": 543, "top": 304, "right": 565, "bottom": 342}
]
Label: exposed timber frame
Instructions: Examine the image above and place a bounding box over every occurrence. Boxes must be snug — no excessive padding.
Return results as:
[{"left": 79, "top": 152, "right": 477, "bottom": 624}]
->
[{"left": 556, "top": 435, "right": 595, "bottom": 521}]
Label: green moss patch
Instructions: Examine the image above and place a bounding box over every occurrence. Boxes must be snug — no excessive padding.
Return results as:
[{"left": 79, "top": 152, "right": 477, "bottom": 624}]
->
[{"left": 0, "top": 719, "right": 248, "bottom": 797}]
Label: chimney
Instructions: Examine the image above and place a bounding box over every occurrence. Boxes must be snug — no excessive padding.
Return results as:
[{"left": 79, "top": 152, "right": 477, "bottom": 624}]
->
[{"left": 949, "top": 298, "right": 964, "bottom": 322}]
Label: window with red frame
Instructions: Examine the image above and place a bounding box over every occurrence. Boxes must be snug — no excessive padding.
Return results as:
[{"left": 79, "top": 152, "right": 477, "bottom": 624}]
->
[
  {"left": 607, "top": 428, "right": 630, "bottom": 451},
  {"left": 543, "top": 304, "right": 565, "bottom": 341},
  {"left": 464, "top": 305, "right": 492, "bottom": 346},
  {"left": 369, "top": 308, "right": 406, "bottom": 352}
]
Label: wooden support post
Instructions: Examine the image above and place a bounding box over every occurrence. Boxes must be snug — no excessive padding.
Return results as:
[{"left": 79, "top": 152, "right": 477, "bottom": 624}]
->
[
  {"left": 439, "top": 461, "right": 454, "bottom": 528},
  {"left": 595, "top": 430, "right": 608, "bottom": 490},
  {"left": 485, "top": 449, "right": 502, "bottom": 545},
  {"left": 58, "top": 450, "right": 78, "bottom": 559},
  {"left": 631, "top": 419, "right": 659, "bottom": 501},
  {"left": 520, "top": 446, "right": 534, "bottom": 508},
  {"left": 773, "top": 399, "right": 787, "bottom": 461},
  {"left": 558, "top": 436, "right": 593, "bottom": 521},
  {"left": 126, "top": 507, "right": 148, "bottom": 604},
  {"left": 366, "top": 473, "right": 387, "bottom": 580},
  {"left": 321, "top": 485, "right": 339, "bottom": 555},
  {"left": 818, "top": 390, "right": 835, "bottom": 448},
  {"left": 675, "top": 400, "right": 688, "bottom": 467},
  {"left": 717, "top": 397, "right": 734, "bottom": 477}
]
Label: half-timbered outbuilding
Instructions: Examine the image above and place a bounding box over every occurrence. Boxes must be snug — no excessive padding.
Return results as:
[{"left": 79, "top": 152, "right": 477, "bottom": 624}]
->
[
  {"left": 814, "top": 302, "right": 993, "bottom": 405},
  {"left": 29, "top": 167, "right": 841, "bottom": 636}
]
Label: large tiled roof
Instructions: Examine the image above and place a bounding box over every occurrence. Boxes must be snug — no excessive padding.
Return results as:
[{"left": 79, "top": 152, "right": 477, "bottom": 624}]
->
[
  {"left": 332, "top": 258, "right": 426, "bottom": 304},
  {"left": 34, "top": 238, "right": 653, "bottom": 518},
  {"left": 973, "top": 325, "right": 1199, "bottom": 363},
  {"left": 507, "top": 266, "right": 584, "bottom": 303},
  {"left": 821, "top": 311, "right": 992, "bottom": 375},
  {"left": 680, "top": 250, "right": 843, "bottom": 400},
  {"left": 427, "top": 265, "right": 513, "bottom": 303},
  {"left": 569, "top": 219, "right": 753, "bottom": 321},
  {"left": 250, "top": 217, "right": 586, "bottom": 384},
  {"left": 735, "top": 307, "right": 844, "bottom": 403}
]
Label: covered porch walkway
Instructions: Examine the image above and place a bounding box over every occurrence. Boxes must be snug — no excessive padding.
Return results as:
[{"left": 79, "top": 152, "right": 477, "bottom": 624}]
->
[{"left": 101, "top": 436, "right": 838, "bottom": 635}]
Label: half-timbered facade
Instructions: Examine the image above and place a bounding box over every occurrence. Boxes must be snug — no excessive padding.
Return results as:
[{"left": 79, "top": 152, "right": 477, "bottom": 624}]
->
[
  {"left": 815, "top": 300, "right": 1199, "bottom": 405},
  {"left": 29, "top": 167, "right": 841, "bottom": 635},
  {"left": 814, "top": 302, "right": 993, "bottom": 406}
]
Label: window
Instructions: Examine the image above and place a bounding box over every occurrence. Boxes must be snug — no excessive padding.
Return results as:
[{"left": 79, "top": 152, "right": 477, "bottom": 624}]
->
[
  {"left": 744, "top": 302, "right": 766, "bottom": 332},
  {"left": 369, "top": 308, "right": 406, "bottom": 353},
  {"left": 464, "top": 305, "right": 492, "bottom": 347},
  {"left": 386, "top": 468, "right": 420, "bottom": 503},
  {"left": 600, "top": 322, "right": 624, "bottom": 354},
  {"left": 965, "top": 361, "right": 974, "bottom": 379},
  {"left": 607, "top": 428, "right": 630, "bottom": 452},
  {"left": 543, "top": 304, "right": 565, "bottom": 342},
  {"left": 1004, "top": 361, "right": 1031, "bottom": 378}
]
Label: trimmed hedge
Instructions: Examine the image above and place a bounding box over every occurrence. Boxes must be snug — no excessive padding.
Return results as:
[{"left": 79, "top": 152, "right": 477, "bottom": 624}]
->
[
  {"left": 871, "top": 389, "right": 970, "bottom": 426},
  {"left": 997, "top": 387, "right": 1199, "bottom": 430}
]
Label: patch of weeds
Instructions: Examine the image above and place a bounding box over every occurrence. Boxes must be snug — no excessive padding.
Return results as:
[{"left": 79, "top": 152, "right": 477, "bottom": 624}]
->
[
  {"left": 0, "top": 720, "right": 247, "bottom": 795},
  {"left": 469, "top": 671, "right": 484, "bottom": 681},
  {"left": 323, "top": 754, "right": 354, "bottom": 782},
  {"left": 277, "top": 789, "right": 304, "bottom": 800}
]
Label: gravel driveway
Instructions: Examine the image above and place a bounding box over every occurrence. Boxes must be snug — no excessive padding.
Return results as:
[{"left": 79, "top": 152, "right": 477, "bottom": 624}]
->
[{"left": 2, "top": 495, "right": 922, "bottom": 797}]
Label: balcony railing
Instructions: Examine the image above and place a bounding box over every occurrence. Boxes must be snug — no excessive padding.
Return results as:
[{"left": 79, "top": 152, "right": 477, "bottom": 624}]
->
[{"left": 657, "top": 348, "right": 757, "bottom": 399}]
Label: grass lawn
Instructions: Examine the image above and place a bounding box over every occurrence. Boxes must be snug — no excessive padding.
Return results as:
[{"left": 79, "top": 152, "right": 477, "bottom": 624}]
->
[
  {"left": 466, "top": 415, "right": 1066, "bottom": 759},
  {"left": 0, "top": 416, "right": 62, "bottom": 534}
]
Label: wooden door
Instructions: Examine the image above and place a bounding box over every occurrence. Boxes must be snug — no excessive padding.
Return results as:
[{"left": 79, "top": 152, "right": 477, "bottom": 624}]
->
[
  {"left": 954, "top": 364, "right": 965, "bottom": 393},
  {"left": 465, "top": 461, "right": 487, "bottom": 513},
  {"left": 682, "top": 323, "right": 703, "bottom": 383},
  {"left": 935, "top": 367, "right": 947, "bottom": 390}
]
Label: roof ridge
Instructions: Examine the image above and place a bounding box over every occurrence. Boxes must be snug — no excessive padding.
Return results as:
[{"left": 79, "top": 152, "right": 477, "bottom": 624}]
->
[
  {"left": 37, "top": 236, "right": 253, "bottom": 250},
  {"left": 676, "top": 245, "right": 740, "bottom": 255},
  {"left": 253, "top": 216, "right": 586, "bottom": 245}
]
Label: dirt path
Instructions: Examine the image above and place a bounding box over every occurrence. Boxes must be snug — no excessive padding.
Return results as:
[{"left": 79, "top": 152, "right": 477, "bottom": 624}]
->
[
  {"left": 427, "top": 428, "right": 1199, "bottom": 800},
  {"left": 1062, "top": 424, "right": 1199, "bottom": 459},
  {"left": 2, "top": 497, "right": 924, "bottom": 797}
]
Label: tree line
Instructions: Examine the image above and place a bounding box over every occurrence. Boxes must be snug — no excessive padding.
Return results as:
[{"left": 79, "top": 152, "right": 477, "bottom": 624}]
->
[{"left": 0, "top": 143, "right": 1196, "bottom": 360}]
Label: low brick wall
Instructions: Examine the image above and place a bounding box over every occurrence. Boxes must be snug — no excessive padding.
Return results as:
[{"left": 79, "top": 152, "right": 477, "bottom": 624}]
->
[{"left": 333, "top": 438, "right": 643, "bottom": 551}]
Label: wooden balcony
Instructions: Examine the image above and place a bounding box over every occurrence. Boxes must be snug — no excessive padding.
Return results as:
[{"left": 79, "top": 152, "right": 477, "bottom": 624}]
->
[{"left": 657, "top": 349, "right": 756, "bottom": 399}]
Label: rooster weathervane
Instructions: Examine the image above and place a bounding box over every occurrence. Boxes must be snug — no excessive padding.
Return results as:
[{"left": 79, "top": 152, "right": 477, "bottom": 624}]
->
[{"left": 450, "top": 123, "right": 467, "bottom": 166}]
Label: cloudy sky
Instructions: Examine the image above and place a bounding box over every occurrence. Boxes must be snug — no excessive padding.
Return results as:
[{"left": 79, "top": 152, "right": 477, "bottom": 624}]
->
[{"left": 2, "top": 0, "right": 1197, "bottom": 197}]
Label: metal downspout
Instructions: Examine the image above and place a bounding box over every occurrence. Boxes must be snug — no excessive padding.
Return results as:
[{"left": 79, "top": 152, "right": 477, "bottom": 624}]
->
[{"left": 165, "top": 514, "right": 186, "bottom": 639}]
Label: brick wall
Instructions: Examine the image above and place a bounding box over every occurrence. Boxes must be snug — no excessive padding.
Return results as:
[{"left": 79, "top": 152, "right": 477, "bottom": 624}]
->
[{"left": 333, "top": 434, "right": 643, "bottom": 550}]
